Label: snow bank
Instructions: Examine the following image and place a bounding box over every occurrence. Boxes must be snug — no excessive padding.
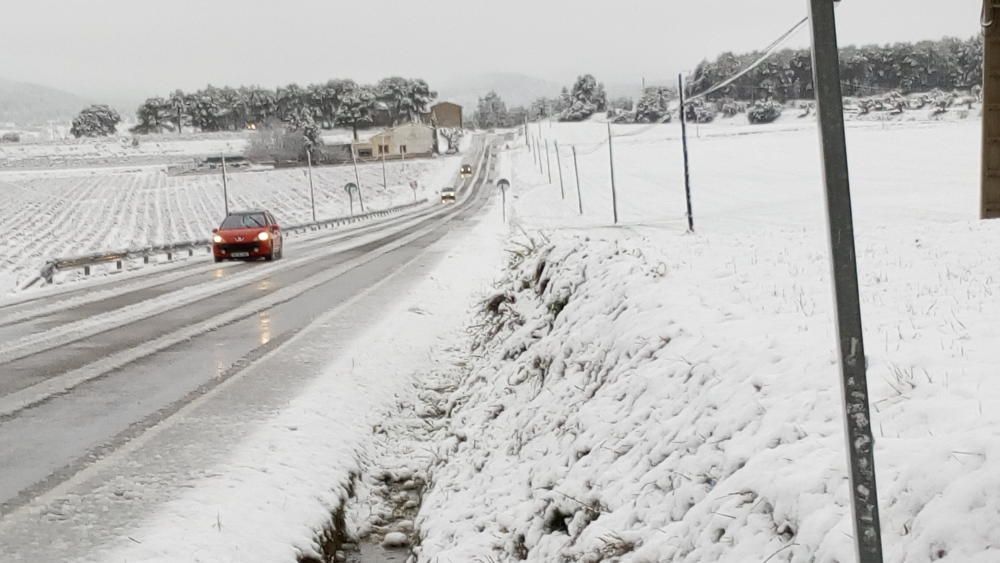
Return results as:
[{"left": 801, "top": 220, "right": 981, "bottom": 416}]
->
[
  {"left": 408, "top": 120, "right": 1000, "bottom": 562},
  {"left": 414, "top": 224, "right": 1000, "bottom": 562}
]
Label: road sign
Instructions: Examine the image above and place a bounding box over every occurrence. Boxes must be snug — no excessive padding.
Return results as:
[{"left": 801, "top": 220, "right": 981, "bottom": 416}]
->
[
  {"left": 344, "top": 182, "right": 357, "bottom": 193},
  {"left": 409, "top": 181, "right": 418, "bottom": 189},
  {"left": 497, "top": 179, "right": 510, "bottom": 190}
]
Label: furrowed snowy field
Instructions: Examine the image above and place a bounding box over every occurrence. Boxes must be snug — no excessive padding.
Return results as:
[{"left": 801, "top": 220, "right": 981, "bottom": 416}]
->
[
  {"left": 373, "top": 117, "right": 1000, "bottom": 562},
  {"left": 0, "top": 153, "right": 456, "bottom": 294}
]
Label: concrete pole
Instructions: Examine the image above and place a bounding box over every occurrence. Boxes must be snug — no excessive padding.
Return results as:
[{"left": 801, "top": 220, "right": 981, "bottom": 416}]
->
[{"left": 808, "top": 2, "right": 884, "bottom": 561}]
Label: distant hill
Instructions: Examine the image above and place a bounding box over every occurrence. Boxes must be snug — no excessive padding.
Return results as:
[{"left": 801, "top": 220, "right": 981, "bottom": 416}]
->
[
  {"left": 0, "top": 77, "right": 91, "bottom": 126},
  {"left": 435, "top": 72, "right": 563, "bottom": 111}
]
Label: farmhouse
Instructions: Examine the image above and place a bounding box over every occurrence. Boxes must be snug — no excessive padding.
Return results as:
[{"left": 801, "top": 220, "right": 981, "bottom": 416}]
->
[
  {"left": 428, "top": 101, "right": 463, "bottom": 128},
  {"left": 353, "top": 122, "right": 435, "bottom": 159}
]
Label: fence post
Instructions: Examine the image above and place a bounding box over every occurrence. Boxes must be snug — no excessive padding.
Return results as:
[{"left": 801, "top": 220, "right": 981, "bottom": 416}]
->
[
  {"left": 607, "top": 122, "right": 619, "bottom": 224},
  {"left": 545, "top": 140, "right": 552, "bottom": 183},
  {"left": 678, "top": 74, "right": 694, "bottom": 232},
  {"left": 572, "top": 145, "right": 583, "bottom": 215},
  {"left": 809, "top": 1, "right": 884, "bottom": 561},
  {"left": 554, "top": 140, "right": 565, "bottom": 200},
  {"left": 536, "top": 136, "right": 544, "bottom": 173}
]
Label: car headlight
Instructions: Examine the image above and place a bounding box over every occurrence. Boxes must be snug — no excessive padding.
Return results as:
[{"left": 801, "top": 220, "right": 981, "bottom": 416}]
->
[
  {"left": 213, "top": 234, "right": 223, "bottom": 243},
  {"left": 258, "top": 232, "right": 270, "bottom": 241}
]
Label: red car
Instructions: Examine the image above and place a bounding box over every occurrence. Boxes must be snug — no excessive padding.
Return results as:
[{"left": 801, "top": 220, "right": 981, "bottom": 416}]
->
[{"left": 212, "top": 210, "right": 284, "bottom": 262}]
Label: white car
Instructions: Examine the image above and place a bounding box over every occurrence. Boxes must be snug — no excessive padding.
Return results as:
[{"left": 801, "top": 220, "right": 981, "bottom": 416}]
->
[{"left": 440, "top": 187, "right": 456, "bottom": 203}]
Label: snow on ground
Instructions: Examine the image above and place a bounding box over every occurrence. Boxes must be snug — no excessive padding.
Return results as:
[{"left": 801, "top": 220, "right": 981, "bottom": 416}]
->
[
  {"left": 0, "top": 154, "right": 458, "bottom": 294},
  {"left": 367, "top": 118, "right": 1000, "bottom": 562},
  {"left": 84, "top": 178, "right": 505, "bottom": 563}
]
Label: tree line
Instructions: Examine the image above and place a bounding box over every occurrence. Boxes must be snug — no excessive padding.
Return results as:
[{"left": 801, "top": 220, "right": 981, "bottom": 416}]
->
[
  {"left": 688, "top": 35, "right": 983, "bottom": 102},
  {"left": 128, "top": 77, "right": 436, "bottom": 139}
]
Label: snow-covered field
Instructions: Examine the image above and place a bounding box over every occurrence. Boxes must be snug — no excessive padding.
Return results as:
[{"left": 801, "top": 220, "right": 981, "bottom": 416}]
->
[
  {"left": 0, "top": 155, "right": 457, "bottom": 294},
  {"left": 363, "top": 118, "right": 1000, "bottom": 562}
]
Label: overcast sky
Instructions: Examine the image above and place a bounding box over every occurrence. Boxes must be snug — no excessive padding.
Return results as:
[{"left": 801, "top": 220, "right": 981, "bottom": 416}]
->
[{"left": 0, "top": 0, "right": 984, "bottom": 100}]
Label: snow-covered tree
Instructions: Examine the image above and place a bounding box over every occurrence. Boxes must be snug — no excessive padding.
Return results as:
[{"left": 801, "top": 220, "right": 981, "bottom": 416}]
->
[
  {"left": 558, "top": 74, "right": 607, "bottom": 122},
  {"left": 131, "top": 97, "right": 171, "bottom": 134},
  {"left": 474, "top": 91, "right": 508, "bottom": 128},
  {"left": 338, "top": 85, "right": 376, "bottom": 140},
  {"left": 71, "top": 105, "right": 121, "bottom": 137},
  {"left": 634, "top": 87, "right": 674, "bottom": 123}
]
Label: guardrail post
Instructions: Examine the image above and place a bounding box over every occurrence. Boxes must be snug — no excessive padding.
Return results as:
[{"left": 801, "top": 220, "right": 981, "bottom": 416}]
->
[
  {"left": 84, "top": 266, "right": 91, "bottom": 276},
  {"left": 116, "top": 260, "right": 123, "bottom": 271},
  {"left": 144, "top": 255, "right": 150, "bottom": 264},
  {"left": 188, "top": 249, "right": 193, "bottom": 257},
  {"left": 166, "top": 252, "right": 172, "bottom": 261}
]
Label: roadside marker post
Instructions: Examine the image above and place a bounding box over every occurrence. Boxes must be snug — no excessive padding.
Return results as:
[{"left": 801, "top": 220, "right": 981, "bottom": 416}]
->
[
  {"left": 808, "top": 1, "right": 884, "bottom": 561},
  {"left": 410, "top": 180, "right": 418, "bottom": 202},
  {"left": 497, "top": 179, "right": 510, "bottom": 222}
]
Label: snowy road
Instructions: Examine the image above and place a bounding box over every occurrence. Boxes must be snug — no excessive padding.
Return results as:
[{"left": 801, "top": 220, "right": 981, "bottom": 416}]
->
[{"left": 0, "top": 136, "right": 496, "bottom": 558}]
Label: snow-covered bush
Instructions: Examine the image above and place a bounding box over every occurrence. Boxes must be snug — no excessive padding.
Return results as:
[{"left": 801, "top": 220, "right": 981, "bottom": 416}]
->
[
  {"left": 684, "top": 99, "right": 716, "bottom": 123},
  {"left": 747, "top": 100, "right": 783, "bottom": 124}
]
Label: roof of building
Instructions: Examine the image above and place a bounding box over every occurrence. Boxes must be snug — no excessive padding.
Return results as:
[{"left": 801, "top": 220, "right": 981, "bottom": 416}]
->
[{"left": 432, "top": 101, "right": 462, "bottom": 109}]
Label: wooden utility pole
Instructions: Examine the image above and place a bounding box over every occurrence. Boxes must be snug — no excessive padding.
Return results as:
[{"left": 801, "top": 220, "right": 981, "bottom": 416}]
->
[
  {"left": 983, "top": 1, "right": 1000, "bottom": 218},
  {"left": 808, "top": 1, "right": 884, "bottom": 562}
]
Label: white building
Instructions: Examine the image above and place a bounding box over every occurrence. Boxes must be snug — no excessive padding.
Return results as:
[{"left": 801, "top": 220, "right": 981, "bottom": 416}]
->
[{"left": 353, "top": 123, "right": 435, "bottom": 159}]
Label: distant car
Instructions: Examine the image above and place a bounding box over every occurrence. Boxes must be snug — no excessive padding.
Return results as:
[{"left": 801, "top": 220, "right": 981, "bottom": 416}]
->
[
  {"left": 212, "top": 210, "right": 283, "bottom": 262},
  {"left": 440, "top": 187, "right": 457, "bottom": 203},
  {"left": 460, "top": 164, "right": 473, "bottom": 178}
]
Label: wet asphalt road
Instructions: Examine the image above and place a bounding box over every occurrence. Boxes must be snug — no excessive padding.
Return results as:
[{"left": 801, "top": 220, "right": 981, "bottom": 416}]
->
[{"left": 0, "top": 137, "right": 494, "bottom": 519}]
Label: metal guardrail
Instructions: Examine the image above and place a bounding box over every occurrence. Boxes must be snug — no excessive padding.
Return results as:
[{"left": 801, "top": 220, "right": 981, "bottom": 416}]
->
[{"left": 24, "top": 199, "right": 429, "bottom": 289}]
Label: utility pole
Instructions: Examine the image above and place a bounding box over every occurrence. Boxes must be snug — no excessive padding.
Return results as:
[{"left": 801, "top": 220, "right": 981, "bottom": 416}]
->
[
  {"left": 607, "top": 122, "right": 619, "bottom": 224},
  {"left": 306, "top": 147, "right": 316, "bottom": 222},
  {"left": 983, "top": 1, "right": 1000, "bottom": 218},
  {"left": 554, "top": 141, "right": 565, "bottom": 199},
  {"left": 381, "top": 144, "right": 388, "bottom": 192},
  {"left": 678, "top": 74, "right": 694, "bottom": 232},
  {"left": 572, "top": 145, "right": 583, "bottom": 215},
  {"left": 351, "top": 144, "right": 366, "bottom": 213},
  {"left": 220, "top": 154, "right": 230, "bottom": 216},
  {"left": 808, "top": 2, "right": 884, "bottom": 562}
]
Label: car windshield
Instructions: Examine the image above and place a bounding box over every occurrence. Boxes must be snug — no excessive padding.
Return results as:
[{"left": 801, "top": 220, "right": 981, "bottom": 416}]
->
[{"left": 220, "top": 213, "right": 267, "bottom": 229}]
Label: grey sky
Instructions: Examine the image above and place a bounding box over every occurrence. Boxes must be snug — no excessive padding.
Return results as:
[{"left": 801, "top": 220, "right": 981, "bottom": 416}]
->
[{"left": 0, "top": 0, "right": 984, "bottom": 100}]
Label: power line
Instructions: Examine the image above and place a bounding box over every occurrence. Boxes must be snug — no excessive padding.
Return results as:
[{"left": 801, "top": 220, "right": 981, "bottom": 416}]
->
[{"left": 686, "top": 16, "right": 810, "bottom": 104}]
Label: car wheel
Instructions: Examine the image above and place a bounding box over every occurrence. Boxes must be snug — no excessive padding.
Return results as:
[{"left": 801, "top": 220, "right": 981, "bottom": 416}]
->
[{"left": 214, "top": 256, "right": 224, "bottom": 263}]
